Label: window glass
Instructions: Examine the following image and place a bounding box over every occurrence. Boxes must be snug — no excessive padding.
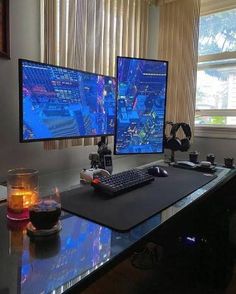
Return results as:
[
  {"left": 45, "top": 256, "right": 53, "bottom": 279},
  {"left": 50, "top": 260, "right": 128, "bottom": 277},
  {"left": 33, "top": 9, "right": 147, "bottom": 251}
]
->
[
  {"left": 196, "top": 65, "right": 236, "bottom": 110},
  {"left": 195, "top": 116, "right": 236, "bottom": 125},
  {"left": 199, "top": 9, "right": 236, "bottom": 56}
]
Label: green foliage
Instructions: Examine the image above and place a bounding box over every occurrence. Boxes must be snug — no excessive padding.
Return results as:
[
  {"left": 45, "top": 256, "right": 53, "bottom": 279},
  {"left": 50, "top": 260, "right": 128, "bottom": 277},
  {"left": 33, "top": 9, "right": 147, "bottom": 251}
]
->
[{"left": 211, "top": 116, "right": 226, "bottom": 125}]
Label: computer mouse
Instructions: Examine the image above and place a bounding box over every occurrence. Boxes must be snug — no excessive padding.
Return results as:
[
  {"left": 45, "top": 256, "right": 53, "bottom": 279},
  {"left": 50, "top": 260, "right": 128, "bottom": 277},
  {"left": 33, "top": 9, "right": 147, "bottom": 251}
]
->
[{"left": 147, "top": 166, "right": 168, "bottom": 177}]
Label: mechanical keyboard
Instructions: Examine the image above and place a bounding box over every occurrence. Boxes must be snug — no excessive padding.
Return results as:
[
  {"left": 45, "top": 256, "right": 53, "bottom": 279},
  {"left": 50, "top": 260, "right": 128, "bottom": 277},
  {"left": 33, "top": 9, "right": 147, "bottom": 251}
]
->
[{"left": 91, "top": 169, "right": 155, "bottom": 196}]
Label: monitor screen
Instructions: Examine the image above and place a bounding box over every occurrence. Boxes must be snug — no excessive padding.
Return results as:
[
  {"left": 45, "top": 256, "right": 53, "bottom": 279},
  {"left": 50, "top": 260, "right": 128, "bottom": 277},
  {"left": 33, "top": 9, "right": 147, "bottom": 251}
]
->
[
  {"left": 114, "top": 56, "right": 168, "bottom": 155},
  {"left": 19, "top": 59, "right": 116, "bottom": 142}
]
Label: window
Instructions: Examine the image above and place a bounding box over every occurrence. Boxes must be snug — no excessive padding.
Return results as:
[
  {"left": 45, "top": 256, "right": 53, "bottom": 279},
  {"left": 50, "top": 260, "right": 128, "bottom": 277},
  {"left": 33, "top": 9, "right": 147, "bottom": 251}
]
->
[{"left": 195, "top": 8, "right": 236, "bottom": 137}]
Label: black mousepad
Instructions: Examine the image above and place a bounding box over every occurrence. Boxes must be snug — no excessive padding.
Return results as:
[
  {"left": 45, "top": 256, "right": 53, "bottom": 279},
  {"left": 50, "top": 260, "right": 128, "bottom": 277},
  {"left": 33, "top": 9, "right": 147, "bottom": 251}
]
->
[{"left": 61, "top": 166, "right": 217, "bottom": 231}]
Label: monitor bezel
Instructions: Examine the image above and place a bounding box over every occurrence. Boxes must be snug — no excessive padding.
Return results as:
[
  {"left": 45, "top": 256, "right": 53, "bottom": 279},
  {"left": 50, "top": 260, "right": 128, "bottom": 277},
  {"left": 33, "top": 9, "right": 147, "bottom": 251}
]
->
[
  {"left": 114, "top": 56, "right": 168, "bottom": 155},
  {"left": 19, "top": 58, "right": 116, "bottom": 143}
]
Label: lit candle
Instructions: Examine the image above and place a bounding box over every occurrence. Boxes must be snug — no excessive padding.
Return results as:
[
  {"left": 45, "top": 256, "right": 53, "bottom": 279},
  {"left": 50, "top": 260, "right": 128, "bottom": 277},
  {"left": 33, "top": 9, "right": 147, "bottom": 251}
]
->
[
  {"left": 8, "top": 188, "right": 38, "bottom": 220},
  {"left": 7, "top": 169, "right": 39, "bottom": 221},
  {"left": 9, "top": 188, "right": 37, "bottom": 211}
]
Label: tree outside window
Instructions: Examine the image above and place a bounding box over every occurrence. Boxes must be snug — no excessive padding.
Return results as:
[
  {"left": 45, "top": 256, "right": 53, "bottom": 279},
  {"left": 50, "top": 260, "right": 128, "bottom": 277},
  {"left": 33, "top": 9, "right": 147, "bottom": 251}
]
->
[{"left": 195, "top": 8, "right": 236, "bottom": 127}]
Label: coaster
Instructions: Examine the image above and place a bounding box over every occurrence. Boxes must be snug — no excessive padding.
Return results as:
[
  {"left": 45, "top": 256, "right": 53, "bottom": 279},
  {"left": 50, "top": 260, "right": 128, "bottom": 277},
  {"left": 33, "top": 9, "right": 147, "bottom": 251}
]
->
[{"left": 26, "top": 221, "right": 62, "bottom": 237}]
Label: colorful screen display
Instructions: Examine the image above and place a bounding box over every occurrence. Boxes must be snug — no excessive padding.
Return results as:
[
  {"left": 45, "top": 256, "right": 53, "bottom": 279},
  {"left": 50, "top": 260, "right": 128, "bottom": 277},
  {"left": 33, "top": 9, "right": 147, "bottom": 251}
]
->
[
  {"left": 19, "top": 60, "right": 116, "bottom": 141},
  {"left": 114, "top": 57, "right": 168, "bottom": 154}
]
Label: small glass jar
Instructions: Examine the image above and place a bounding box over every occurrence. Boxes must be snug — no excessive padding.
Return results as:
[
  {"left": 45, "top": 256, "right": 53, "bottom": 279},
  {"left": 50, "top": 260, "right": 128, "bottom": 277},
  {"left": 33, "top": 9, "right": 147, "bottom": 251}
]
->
[
  {"left": 206, "top": 153, "right": 215, "bottom": 165},
  {"left": 7, "top": 168, "right": 39, "bottom": 220},
  {"left": 224, "top": 157, "right": 234, "bottom": 168},
  {"left": 29, "top": 187, "right": 61, "bottom": 230},
  {"left": 189, "top": 151, "right": 199, "bottom": 163}
]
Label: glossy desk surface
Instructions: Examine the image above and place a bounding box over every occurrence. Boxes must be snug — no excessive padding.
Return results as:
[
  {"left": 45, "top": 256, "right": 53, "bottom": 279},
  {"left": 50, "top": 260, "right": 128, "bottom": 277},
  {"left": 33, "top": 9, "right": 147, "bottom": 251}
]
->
[{"left": 0, "top": 162, "right": 235, "bottom": 294}]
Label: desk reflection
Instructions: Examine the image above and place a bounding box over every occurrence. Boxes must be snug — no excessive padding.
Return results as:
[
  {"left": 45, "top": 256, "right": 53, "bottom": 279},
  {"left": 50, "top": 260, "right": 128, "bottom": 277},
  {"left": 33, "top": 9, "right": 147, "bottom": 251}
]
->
[{"left": 20, "top": 216, "right": 111, "bottom": 294}]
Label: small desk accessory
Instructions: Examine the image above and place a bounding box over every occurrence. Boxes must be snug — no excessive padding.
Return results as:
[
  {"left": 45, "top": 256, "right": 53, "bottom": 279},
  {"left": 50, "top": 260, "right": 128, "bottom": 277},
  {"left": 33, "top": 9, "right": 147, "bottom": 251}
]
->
[
  {"left": 206, "top": 154, "right": 215, "bottom": 165},
  {"left": 189, "top": 151, "right": 199, "bottom": 163},
  {"left": 87, "top": 139, "right": 113, "bottom": 174},
  {"left": 224, "top": 157, "right": 234, "bottom": 168},
  {"left": 80, "top": 168, "right": 110, "bottom": 183}
]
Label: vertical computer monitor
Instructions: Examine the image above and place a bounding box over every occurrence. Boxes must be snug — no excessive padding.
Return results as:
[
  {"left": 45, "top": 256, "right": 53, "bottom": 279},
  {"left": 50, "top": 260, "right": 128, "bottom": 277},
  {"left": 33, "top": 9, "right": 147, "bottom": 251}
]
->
[
  {"left": 19, "top": 59, "right": 116, "bottom": 142},
  {"left": 114, "top": 56, "right": 168, "bottom": 155}
]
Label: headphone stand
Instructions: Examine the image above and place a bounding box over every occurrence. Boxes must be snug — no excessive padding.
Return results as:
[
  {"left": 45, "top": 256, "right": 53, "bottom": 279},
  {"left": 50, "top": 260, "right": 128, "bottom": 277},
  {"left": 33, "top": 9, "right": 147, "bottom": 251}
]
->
[{"left": 170, "top": 150, "right": 175, "bottom": 163}]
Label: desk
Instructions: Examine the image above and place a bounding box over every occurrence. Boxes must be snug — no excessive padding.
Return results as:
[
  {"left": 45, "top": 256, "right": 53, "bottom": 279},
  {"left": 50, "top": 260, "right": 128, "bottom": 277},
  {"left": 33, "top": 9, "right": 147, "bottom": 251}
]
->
[{"left": 0, "top": 163, "right": 235, "bottom": 294}]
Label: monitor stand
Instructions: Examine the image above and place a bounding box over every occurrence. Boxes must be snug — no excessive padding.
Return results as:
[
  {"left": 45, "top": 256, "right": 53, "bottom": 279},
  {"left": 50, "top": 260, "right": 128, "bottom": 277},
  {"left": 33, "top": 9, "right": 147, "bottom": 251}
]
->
[
  {"left": 170, "top": 150, "right": 176, "bottom": 163},
  {"left": 100, "top": 135, "right": 107, "bottom": 145},
  {"left": 164, "top": 150, "right": 176, "bottom": 164}
]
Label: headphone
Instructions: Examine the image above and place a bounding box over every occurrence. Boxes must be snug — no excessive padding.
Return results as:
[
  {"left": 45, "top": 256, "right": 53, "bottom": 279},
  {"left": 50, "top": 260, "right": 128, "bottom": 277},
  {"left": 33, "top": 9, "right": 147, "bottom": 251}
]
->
[
  {"left": 164, "top": 122, "right": 192, "bottom": 152},
  {"left": 164, "top": 121, "right": 174, "bottom": 149}
]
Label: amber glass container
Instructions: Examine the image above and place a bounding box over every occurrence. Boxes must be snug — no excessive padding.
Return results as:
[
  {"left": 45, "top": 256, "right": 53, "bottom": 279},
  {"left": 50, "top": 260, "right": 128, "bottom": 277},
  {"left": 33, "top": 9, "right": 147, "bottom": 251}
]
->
[{"left": 7, "top": 168, "right": 39, "bottom": 220}]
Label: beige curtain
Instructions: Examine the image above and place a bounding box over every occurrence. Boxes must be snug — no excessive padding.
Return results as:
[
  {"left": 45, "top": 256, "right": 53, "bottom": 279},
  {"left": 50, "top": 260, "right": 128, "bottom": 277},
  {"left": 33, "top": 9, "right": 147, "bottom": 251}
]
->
[
  {"left": 158, "top": 0, "right": 200, "bottom": 138},
  {"left": 41, "top": 0, "right": 150, "bottom": 150}
]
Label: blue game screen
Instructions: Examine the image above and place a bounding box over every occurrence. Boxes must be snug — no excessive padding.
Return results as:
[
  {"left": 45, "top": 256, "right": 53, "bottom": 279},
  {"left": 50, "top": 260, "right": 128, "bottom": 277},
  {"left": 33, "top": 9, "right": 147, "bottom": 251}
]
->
[
  {"left": 115, "top": 57, "right": 168, "bottom": 154},
  {"left": 20, "top": 60, "right": 116, "bottom": 141}
]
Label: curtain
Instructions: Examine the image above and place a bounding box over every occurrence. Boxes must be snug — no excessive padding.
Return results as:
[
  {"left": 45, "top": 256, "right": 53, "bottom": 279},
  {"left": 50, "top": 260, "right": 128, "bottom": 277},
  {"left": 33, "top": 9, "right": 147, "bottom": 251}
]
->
[
  {"left": 41, "top": 0, "right": 150, "bottom": 150},
  {"left": 157, "top": 0, "right": 201, "bottom": 138}
]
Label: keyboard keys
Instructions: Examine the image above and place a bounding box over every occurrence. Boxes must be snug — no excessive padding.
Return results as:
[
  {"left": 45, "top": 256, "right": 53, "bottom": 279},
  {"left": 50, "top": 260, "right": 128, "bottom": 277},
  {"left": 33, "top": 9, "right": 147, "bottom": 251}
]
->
[{"left": 91, "top": 169, "right": 154, "bottom": 196}]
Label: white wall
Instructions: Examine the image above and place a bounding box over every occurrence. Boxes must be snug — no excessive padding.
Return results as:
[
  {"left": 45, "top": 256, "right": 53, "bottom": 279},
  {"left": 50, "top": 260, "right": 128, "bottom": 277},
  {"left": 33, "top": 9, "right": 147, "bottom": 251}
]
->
[
  {"left": 0, "top": 0, "right": 161, "bottom": 181},
  {"left": 163, "top": 136, "right": 236, "bottom": 164},
  {"left": 191, "top": 137, "right": 236, "bottom": 164},
  {"left": 163, "top": 134, "right": 236, "bottom": 164}
]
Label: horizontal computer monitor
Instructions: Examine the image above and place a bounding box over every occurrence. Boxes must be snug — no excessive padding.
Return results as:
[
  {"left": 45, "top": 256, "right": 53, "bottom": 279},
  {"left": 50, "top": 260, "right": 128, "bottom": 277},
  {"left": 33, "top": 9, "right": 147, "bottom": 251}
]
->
[
  {"left": 114, "top": 56, "right": 168, "bottom": 155},
  {"left": 19, "top": 59, "right": 116, "bottom": 142}
]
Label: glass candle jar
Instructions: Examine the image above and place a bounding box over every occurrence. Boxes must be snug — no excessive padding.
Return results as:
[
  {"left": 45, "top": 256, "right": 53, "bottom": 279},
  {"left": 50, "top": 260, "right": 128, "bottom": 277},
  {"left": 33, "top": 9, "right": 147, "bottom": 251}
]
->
[{"left": 7, "top": 168, "right": 39, "bottom": 220}]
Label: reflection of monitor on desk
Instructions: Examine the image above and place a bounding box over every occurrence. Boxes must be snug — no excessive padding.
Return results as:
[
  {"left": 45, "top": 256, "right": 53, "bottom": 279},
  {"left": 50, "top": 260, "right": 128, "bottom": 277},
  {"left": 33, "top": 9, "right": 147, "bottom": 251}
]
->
[
  {"left": 19, "top": 59, "right": 116, "bottom": 142},
  {"left": 21, "top": 215, "right": 111, "bottom": 294},
  {"left": 114, "top": 56, "right": 168, "bottom": 155}
]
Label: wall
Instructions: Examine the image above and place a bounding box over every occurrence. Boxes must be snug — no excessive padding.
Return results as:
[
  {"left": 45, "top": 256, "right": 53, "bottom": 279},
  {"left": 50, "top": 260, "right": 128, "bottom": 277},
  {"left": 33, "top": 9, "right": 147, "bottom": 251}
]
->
[
  {"left": 168, "top": 135, "right": 236, "bottom": 164},
  {"left": 0, "top": 0, "right": 161, "bottom": 182},
  {"left": 191, "top": 137, "right": 236, "bottom": 164},
  {"left": 163, "top": 136, "right": 236, "bottom": 164}
]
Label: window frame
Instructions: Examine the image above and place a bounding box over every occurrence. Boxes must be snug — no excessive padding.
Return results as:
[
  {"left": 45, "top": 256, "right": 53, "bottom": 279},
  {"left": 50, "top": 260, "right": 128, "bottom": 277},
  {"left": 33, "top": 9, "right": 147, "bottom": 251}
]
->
[{"left": 195, "top": 9, "right": 236, "bottom": 139}]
